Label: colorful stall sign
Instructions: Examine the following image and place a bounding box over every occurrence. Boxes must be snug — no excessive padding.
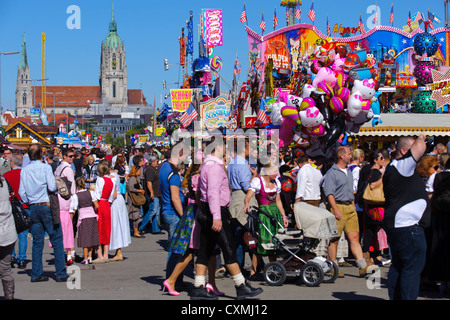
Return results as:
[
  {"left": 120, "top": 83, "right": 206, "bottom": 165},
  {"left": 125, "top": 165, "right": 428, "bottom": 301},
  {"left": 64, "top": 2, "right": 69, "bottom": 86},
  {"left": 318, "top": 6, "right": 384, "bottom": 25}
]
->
[
  {"left": 246, "top": 24, "right": 449, "bottom": 91},
  {"left": 201, "top": 96, "right": 232, "bottom": 128},
  {"left": 171, "top": 89, "right": 193, "bottom": 113},
  {"left": 155, "top": 128, "right": 166, "bottom": 136},
  {"left": 430, "top": 67, "right": 450, "bottom": 109},
  {"left": 204, "top": 9, "right": 223, "bottom": 47}
]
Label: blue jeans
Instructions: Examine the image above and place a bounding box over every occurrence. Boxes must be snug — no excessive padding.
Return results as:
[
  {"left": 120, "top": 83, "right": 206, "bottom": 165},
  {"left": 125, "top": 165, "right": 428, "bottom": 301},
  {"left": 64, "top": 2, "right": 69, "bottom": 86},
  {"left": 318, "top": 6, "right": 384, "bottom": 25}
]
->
[
  {"left": 29, "top": 204, "right": 68, "bottom": 280},
  {"left": 162, "top": 210, "right": 180, "bottom": 241},
  {"left": 162, "top": 209, "right": 183, "bottom": 287},
  {"left": 140, "top": 197, "right": 161, "bottom": 233},
  {"left": 385, "top": 224, "right": 427, "bottom": 300}
]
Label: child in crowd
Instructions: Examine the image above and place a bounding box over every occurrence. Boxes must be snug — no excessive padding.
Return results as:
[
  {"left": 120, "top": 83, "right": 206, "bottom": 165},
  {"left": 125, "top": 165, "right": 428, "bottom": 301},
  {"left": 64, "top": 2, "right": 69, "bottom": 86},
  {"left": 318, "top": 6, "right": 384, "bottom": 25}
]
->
[{"left": 70, "top": 177, "right": 100, "bottom": 264}]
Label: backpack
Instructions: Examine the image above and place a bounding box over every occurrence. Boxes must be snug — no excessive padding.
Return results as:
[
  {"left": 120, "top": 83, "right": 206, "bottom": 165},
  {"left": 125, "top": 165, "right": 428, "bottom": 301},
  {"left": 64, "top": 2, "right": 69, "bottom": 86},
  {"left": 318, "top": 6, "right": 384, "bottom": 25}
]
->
[{"left": 55, "top": 166, "right": 72, "bottom": 200}]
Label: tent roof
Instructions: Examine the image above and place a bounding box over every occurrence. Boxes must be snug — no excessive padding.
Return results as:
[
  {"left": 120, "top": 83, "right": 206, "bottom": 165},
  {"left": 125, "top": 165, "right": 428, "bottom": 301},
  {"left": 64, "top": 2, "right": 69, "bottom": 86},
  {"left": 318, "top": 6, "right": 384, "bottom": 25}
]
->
[{"left": 358, "top": 114, "right": 450, "bottom": 137}]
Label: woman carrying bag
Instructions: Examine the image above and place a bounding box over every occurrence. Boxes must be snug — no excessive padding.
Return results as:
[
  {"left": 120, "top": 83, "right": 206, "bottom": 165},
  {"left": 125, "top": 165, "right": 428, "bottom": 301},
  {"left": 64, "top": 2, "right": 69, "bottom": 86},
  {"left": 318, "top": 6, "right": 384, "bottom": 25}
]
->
[
  {"left": 0, "top": 175, "right": 16, "bottom": 300},
  {"left": 362, "top": 149, "right": 389, "bottom": 267},
  {"left": 127, "top": 165, "right": 146, "bottom": 238}
]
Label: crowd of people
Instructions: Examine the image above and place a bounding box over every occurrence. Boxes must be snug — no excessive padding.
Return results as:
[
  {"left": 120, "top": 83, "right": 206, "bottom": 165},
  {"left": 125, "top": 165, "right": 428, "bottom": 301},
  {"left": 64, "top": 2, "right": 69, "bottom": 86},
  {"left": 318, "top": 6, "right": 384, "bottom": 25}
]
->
[{"left": 0, "top": 136, "right": 449, "bottom": 300}]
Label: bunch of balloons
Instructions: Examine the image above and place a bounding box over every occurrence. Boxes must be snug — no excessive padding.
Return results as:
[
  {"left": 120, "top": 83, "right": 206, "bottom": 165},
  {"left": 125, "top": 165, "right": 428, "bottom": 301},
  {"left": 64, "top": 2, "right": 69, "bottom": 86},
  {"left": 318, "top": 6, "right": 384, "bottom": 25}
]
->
[{"left": 271, "top": 38, "right": 381, "bottom": 156}]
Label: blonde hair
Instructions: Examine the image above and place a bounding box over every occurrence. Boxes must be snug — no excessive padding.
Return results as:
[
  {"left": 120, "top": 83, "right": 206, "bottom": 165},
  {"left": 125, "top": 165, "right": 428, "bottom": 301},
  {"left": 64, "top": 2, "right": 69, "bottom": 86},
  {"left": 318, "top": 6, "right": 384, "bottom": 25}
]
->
[
  {"left": 97, "top": 160, "right": 111, "bottom": 177},
  {"left": 352, "top": 149, "right": 364, "bottom": 161},
  {"left": 260, "top": 162, "right": 278, "bottom": 176},
  {"left": 83, "top": 154, "right": 94, "bottom": 166}
]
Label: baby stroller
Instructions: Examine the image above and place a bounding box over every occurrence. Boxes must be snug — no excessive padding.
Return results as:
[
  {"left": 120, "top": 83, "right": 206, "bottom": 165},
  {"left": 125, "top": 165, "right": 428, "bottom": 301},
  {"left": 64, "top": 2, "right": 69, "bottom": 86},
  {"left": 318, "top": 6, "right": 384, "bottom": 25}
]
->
[{"left": 248, "top": 202, "right": 338, "bottom": 287}]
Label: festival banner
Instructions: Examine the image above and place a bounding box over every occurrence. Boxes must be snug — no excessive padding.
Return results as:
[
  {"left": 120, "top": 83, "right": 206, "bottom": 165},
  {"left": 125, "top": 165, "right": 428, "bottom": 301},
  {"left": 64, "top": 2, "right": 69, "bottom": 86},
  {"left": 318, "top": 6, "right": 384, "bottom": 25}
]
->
[
  {"left": 205, "top": 9, "right": 223, "bottom": 47},
  {"left": 200, "top": 96, "right": 233, "bottom": 128},
  {"left": 171, "top": 89, "right": 193, "bottom": 113}
]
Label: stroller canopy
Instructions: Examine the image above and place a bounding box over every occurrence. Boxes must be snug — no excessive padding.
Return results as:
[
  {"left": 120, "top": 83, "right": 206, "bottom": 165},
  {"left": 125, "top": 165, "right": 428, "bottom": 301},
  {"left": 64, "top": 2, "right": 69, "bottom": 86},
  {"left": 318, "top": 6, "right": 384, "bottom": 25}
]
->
[{"left": 294, "top": 202, "right": 338, "bottom": 239}]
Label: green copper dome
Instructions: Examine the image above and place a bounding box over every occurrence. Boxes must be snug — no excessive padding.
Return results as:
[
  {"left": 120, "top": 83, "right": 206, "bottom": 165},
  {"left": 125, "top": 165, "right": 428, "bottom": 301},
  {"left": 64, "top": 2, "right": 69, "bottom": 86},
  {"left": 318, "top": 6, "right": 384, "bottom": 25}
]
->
[{"left": 104, "top": 1, "right": 122, "bottom": 49}]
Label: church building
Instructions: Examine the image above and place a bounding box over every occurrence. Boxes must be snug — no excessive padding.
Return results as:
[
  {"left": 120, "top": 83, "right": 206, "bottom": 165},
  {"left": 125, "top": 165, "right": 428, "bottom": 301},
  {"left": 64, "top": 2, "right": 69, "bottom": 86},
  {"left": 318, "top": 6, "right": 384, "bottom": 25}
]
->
[{"left": 14, "top": 2, "right": 147, "bottom": 121}]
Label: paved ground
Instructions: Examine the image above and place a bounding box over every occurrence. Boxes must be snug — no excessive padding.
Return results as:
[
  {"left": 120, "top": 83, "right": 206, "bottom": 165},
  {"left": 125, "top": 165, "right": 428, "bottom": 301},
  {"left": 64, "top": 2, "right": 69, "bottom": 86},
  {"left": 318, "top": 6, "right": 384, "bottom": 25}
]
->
[{"left": 6, "top": 230, "right": 449, "bottom": 302}]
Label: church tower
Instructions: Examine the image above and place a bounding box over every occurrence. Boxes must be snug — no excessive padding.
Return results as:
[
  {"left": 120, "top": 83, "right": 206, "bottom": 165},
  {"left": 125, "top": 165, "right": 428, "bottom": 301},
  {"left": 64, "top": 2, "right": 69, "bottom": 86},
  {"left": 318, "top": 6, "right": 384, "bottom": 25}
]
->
[
  {"left": 99, "top": 1, "right": 128, "bottom": 107},
  {"left": 15, "top": 33, "right": 33, "bottom": 117}
]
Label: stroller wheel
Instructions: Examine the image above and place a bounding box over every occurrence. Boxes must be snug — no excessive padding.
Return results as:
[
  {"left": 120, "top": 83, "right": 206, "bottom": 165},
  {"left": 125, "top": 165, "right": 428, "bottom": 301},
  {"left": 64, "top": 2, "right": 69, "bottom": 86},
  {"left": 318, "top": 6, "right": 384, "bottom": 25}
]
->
[
  {"left": 263, "top": 261, "right": 287, "bottom": 286},
  {"left": 299, "top": 261, "right": 324, "bottom": 287},
  {"left": 322, "top": 259, "right": 339, "bottom": 283}
]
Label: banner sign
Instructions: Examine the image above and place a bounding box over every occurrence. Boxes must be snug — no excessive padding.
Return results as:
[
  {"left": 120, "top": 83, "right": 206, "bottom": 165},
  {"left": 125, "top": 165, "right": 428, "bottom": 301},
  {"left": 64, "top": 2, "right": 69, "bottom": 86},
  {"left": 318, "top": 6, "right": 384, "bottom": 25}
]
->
[
  {"left": 155, "top": 128, "right": 166, "bottom": 136},
  {"left": 171, "top": 89, "right": 193, "bottom": 113},
  {"left": 201, "top": 96, "right": 232, "bottom": 128},
  {"left": 429, "top": 67, "right": 450, "bottom": 109},
  {"left": 205, "top": 9, "right": 223, "bottom": 47}
]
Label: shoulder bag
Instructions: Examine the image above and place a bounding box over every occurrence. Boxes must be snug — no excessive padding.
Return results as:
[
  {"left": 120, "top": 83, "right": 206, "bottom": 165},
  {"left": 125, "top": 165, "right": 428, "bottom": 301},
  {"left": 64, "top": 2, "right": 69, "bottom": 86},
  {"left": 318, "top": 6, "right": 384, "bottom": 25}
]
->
[
  {"left": 128, "top": 179, "right": 146, "bottom": 206},
  {"left": 363, "top": 182, "right": 385, "bottom": 205},
  {"left": 5, "top": 180, "right": 32, "bottom": 233}
]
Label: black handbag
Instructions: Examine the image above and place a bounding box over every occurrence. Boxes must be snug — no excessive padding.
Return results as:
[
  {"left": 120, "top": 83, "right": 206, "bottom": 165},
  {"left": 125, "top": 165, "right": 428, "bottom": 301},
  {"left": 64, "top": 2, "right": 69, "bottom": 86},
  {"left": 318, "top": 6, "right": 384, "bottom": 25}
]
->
[{"left": 5, "top": 181, "right": 32, "bottom": 234}]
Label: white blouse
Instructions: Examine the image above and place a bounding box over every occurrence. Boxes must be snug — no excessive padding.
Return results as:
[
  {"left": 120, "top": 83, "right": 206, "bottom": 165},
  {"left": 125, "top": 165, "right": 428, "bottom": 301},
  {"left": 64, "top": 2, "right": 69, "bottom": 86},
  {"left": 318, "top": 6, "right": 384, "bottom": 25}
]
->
[
  {"left": 69, "top": 189, "right": 98, "bottom": 213},
  {"left": 249, "top": 176, "right": 281, "bottom": 194},
  {"left": 94, "top": 176, "right": 116, "bottom": 202}
]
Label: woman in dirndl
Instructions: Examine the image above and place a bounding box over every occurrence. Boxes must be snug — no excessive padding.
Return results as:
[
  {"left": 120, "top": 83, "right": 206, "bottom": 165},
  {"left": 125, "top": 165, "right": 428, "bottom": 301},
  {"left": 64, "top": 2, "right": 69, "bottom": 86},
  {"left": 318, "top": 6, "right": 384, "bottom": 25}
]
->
[
  {"left": 93, "top": 160, "right": 115, "bottom": 263},
  {"left": 244, "top": 162, "right": 288, "bottom": 280}
]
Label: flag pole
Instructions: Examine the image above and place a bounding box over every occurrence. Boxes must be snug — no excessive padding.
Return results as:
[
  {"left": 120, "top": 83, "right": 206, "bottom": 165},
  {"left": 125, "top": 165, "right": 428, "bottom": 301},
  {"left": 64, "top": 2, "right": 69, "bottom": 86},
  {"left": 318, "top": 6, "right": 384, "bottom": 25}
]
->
[
  {"left": 391, "top": 3, "right": 394, "bottom": 27},
  {"left": 245, "top": 2, "right": 248, "bottom": 26}
]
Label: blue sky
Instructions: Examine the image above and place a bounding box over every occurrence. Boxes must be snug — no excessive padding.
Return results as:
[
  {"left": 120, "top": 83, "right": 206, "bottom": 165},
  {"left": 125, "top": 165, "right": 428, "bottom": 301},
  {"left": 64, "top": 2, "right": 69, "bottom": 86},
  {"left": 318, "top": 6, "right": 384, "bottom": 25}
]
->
[{"left": 0, "top": 0, "right": 446, "bottom": 112}]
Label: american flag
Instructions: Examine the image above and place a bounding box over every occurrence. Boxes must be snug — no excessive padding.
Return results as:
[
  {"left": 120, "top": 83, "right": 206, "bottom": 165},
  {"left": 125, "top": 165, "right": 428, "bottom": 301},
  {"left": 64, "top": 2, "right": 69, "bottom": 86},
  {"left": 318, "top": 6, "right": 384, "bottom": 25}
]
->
[
  {"left": 308, "top": 1, "right": 315, "bottom": 22},
  {"left": 373, "top": 8, "right": 378, "bottom": 25},
  {"left": 286, "top": 8, "right": 289, "bottom": 25},
  {"left": 257, "top": 99, "right": 268, "bottom": 124},
  {"left": 407, "top": 10, "right": 412, "bottom": 29},
  {"left": 428, "top": 11, "right": 434, "bottom": 30},
  {"left": 180, "top": 103, "right": 198, "bottom": 128},
  {"left": 359, "top": 14, "right": 366, "bottom": 34},
  {"left": 234, "top": 57, "right": 241, "bottom": 75},
  {"left": 389, "top": 4, "right": 394, "bottom": 24},
  {"left": 327, "top": 15, "right": 331, "bottom": 36},
  {"left": 240, "top": 3, "right": 247, "bottom": 24},
  {"left": 295, "top": 5, "right": 301, "bottom": 20},
  {"left": 259, "top": 12, "right": 265, "bottom": 33},
  {"left": 273, "top": 7, "right": 279, "bottom": 30}
]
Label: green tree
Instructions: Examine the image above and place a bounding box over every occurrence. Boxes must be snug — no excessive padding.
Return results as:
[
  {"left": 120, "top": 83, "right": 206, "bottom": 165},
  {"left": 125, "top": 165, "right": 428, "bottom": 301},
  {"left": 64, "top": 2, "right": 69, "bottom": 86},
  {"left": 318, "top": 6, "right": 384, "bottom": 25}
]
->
[
  {"left": 104, "top": 132, "right": 114, "bottom": 145},
  {"left": 113, "top": 135, "right": 125, "bottom": 148}
]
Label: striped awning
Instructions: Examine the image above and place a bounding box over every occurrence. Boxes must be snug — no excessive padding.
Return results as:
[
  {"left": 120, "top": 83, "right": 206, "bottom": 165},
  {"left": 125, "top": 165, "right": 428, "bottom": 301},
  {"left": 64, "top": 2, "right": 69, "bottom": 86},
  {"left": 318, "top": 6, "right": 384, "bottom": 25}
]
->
[{"left": 357, "top": 114, "right": 450, "bottom": 137}]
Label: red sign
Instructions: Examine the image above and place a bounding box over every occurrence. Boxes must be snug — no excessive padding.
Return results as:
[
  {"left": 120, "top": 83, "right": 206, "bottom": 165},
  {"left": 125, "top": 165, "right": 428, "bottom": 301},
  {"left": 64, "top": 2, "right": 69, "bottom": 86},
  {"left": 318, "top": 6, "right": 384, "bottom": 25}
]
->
[{"left": 244, "top": 116, "right": 271, "bottom": 128}]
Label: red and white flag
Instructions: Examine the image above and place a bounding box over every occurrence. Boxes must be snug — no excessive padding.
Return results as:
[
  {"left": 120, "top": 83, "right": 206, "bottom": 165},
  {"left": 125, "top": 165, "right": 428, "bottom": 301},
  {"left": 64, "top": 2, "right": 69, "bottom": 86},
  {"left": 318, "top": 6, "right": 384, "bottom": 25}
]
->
[
  {"left": 179, "top": 104, "right": 198, "bottom": 128},
  {"left": 308, "top": 1, "right": 315, "bottom": 22},
  {"left": 359, "top": 14, "right": 366, "bottom": 34},
  {"left": 295, "top": 5, "right": 301, "bottom": 20},
  {"left": 273, "top": 7, "right": 279, "bottom": 30},
  {"left": 240, "top": 3, "right": 247, "bottom": 24},
  {"left": 259, "top": 12, "right": 266, "bottom": 33}
]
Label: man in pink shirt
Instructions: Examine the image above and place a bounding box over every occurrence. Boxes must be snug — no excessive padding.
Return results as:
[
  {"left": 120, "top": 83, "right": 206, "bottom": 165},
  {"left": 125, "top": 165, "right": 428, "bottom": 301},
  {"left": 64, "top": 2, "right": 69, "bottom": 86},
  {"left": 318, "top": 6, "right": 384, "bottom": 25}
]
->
[{"left": 191, "top": 136, "right": 263, "bottom": 300}]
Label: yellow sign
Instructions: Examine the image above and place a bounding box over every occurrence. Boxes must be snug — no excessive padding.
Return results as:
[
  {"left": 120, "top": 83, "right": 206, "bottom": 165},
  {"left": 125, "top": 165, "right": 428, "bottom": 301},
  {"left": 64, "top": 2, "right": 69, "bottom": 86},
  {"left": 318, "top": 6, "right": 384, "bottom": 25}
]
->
[
  {"left": 402, "top": 21, "right": 419, "bottom": 33},
  {"left": 171, "top": 89, "right": 193, "bottom": 113},
  {"left": 155, "top": 128, "right": 166, "bottom": 136},
  {"left": 138, "top": 135, "right": 149, "bottom": 144}
]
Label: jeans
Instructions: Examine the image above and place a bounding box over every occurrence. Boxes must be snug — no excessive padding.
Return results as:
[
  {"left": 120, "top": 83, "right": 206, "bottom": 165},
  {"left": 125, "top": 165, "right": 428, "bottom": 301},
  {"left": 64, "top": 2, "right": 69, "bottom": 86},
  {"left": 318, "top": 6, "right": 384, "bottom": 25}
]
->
[
  {"left": 12, "top": 208, "right": 30, "bottom": 262},
  {"left": 30, "top": 204, "right": 68, "bottom": 280},
  {"left": 140, "top": 197, "right": 161, "bottom": 233},
  {"left": 163, "top": 209, "right": 183, "bottom": 287},
  {"left": 385, "top": 224, "right": 427, "bottom": 300},
  {"left": 162, "top": 210, "right": 180, "bottom": 241}
]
